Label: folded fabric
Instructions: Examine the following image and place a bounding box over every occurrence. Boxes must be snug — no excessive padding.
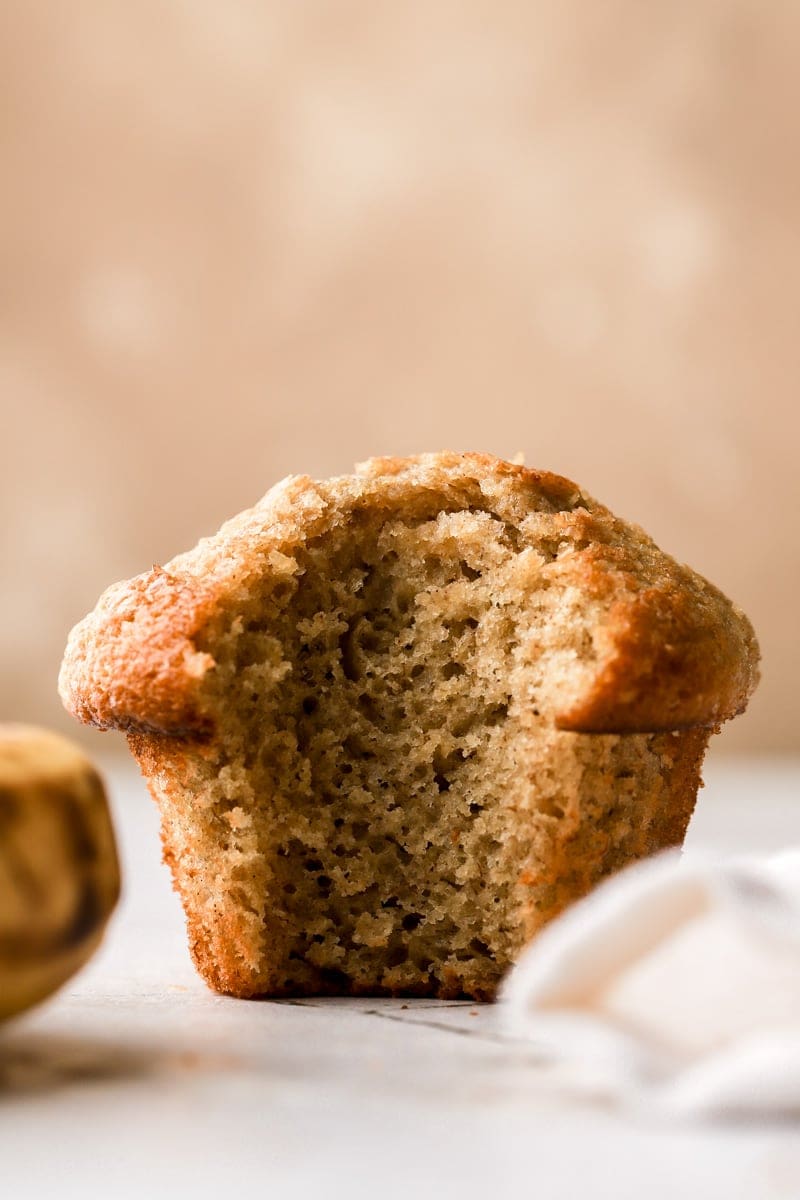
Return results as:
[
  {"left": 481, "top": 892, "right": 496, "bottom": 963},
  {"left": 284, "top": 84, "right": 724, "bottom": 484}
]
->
[{"left": 501, "top": 848, "right": 800, "bottom": 1119}]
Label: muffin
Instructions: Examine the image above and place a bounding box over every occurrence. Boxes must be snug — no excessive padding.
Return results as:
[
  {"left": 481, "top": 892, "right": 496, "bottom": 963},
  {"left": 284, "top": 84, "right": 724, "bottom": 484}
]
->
[{"left": 59, "top": 452, "right": 758, "bottom": 999}]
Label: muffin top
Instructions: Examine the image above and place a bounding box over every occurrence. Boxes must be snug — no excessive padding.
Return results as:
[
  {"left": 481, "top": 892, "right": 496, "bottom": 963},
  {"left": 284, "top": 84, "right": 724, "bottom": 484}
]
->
[{"left": 59, "top": 451, "right": 759, "bottom": 740}]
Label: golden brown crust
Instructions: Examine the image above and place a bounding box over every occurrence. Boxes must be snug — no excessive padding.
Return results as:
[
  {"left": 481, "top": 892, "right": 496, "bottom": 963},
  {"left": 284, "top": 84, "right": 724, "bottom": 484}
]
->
[
  {"left": 550, "top": 536, "right": 759, "bottom": 734},
  {"left": 59, "top": 569, "right": 217, "bottom": 737},
  {"left": 60, "top": 451, "right": 759, "bottom": 739}
]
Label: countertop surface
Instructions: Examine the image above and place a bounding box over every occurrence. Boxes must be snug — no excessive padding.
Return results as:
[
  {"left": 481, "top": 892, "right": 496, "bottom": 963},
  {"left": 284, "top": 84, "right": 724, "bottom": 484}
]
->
[{"left": 3, "top": 755, "right": 800, "bottom": 1199}]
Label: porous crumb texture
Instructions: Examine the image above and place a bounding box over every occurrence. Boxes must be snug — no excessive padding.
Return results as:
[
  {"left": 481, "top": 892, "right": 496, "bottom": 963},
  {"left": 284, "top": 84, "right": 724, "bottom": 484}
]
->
[
  {"left": 61, "top": 452, "right": 758, "bottom": 1000},
  {"left": 131, "top": 501, "right": 708, "bottom": 1000}
]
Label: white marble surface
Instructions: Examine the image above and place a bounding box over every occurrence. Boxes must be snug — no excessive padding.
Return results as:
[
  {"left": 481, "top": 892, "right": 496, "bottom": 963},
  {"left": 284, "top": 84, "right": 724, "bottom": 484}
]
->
[{"left": 2, "top": 756, "right": 800, "bottom": 1199}]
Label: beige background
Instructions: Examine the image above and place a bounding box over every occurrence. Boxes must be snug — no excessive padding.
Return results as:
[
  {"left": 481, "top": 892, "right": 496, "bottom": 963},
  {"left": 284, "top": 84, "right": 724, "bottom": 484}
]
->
[{"left": 2, "top": 2, "right": 797, "bottom": 752}]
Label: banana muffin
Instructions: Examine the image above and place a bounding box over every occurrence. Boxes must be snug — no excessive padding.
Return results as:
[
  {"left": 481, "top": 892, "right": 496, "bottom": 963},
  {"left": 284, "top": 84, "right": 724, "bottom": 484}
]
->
[{"left": 59, "top": 452, "right": 759, "bottom": 999}]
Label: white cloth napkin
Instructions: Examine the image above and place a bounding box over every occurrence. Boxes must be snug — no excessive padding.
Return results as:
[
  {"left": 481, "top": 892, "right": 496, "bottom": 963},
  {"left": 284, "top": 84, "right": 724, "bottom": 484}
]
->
[{"left": 501, "top": 848, "right": 800, "bottom": 1119}]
